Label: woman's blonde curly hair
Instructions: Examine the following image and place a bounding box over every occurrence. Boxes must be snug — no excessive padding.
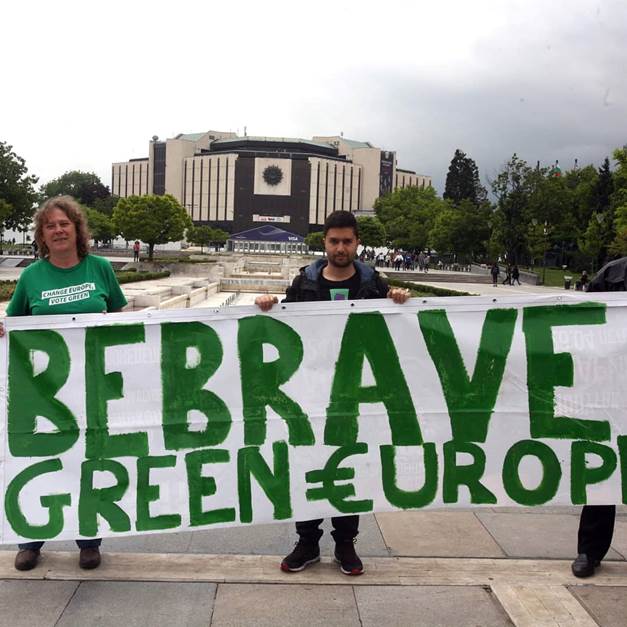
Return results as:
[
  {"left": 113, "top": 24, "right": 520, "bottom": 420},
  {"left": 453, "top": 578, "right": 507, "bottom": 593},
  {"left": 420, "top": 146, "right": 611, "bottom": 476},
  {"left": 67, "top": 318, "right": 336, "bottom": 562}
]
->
[{"left": 34, "top": 195, "right": 91, "bottom": 259}]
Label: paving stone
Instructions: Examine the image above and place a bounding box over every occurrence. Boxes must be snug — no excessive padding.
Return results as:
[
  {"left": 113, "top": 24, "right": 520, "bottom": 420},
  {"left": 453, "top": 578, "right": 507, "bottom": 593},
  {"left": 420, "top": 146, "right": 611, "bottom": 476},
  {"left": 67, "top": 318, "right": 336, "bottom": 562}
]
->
[
  {"left": 31, "top": 532, "right": 193, "bottom": 555},
  {"left": 609, "top": 518, "right": 627, "bottom": 559},
  {"left": 211, "top": 583, "right": 360, "bottom": 626},
  {"left": 476, "top": 511, "right": 624, "bottom": 559},
  {"left": 56, "top": 581, "right": 216, "bottom": 627},
  {"left": 94, "top": 531, "right": 193, "bottom": 553},
  {"left": 569, "top": 585, "right": 627, "bottom": 627},
  {"left": 0, "top": 580, "right": 78, "bottom": 627},
  {"left": 376, "top": 511, "right": 504, "bottom": 557},
  {"left": 188, "top": 522, "right": 295, "bottom": 556},
  {"left": 188, "top": 515, "right": 389, "bottom": 557},
  {"left": 355, "top": 585, "right": 512, "bottom": 626},
  {"left": 489, "top": 505, "right": 583, "bottom": 515}
]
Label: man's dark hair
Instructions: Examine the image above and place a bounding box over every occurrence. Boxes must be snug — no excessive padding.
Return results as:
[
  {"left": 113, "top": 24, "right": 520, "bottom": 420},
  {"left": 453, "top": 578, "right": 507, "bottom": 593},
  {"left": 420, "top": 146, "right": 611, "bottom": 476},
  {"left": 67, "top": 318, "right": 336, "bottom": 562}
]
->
[{"left": 323, "top": 210, "right": 359, "bottom": 237}]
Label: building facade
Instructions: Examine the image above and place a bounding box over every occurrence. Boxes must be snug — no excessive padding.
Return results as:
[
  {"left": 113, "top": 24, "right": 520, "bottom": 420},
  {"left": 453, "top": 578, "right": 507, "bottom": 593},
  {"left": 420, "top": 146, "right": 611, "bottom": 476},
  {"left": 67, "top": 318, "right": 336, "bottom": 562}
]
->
[{"left": 112, "top": 131, "right": 431, "bottom": 237}]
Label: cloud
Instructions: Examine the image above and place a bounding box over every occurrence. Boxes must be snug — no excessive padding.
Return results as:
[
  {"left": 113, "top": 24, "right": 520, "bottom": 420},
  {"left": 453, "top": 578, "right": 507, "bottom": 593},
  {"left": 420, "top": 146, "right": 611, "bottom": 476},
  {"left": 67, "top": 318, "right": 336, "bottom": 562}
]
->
[{"left": 1, "top": 0, "right": 625, "bottom": 196}]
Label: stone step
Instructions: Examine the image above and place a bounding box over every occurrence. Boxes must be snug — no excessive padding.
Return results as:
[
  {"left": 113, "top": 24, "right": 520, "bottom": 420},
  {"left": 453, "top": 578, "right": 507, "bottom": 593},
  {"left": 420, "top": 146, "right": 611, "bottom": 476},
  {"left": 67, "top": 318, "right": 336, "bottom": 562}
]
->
[{"left": 1, "top": 551, "right": 625, "bottom": 587}]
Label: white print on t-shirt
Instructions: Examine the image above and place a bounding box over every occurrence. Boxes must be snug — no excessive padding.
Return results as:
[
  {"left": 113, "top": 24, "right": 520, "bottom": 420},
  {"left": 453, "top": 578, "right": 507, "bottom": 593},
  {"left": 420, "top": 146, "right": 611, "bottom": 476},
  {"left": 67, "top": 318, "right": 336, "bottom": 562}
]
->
[{"left": 41, "top": 282, "right": 96, "bottom": 306}]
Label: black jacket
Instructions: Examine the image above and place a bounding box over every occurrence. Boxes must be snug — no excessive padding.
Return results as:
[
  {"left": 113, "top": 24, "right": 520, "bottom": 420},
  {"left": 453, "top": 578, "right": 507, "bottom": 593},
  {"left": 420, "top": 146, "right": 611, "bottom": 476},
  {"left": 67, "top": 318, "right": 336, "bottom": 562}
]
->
[
  {"left": 587, "top": 257, "right": 627, "bottom": 292},
  {"left": 283, "top": 259, "right": 390, "bottom": 303}
]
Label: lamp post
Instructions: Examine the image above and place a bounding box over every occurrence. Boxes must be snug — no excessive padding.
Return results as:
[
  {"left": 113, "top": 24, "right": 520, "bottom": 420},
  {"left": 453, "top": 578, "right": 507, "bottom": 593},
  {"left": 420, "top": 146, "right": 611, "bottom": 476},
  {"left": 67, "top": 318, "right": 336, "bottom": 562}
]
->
[
  {"left": 593, "top": 212, "right": 605, "bottom": 273},
  {"left": 542, "top": 221, "right": 549, "bottom": 286}
]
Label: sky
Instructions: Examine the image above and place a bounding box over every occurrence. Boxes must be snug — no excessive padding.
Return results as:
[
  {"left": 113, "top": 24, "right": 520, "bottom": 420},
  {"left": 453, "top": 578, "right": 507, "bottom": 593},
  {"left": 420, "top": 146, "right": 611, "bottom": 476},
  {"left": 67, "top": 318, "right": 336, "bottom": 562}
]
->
[{"left": 2, "top": 0, "right": 626, "bottom": 196}]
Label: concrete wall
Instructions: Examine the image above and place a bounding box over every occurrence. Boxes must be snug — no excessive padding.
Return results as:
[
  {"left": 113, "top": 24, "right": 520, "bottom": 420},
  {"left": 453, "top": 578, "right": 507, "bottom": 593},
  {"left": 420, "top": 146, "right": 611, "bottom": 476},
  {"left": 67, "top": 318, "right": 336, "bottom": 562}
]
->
[
  {"left": 351, "top": 147, "right": 382, "bottom": 210},
  {"left": 165, "top": 138, "right": 197, "bottom": 203}
]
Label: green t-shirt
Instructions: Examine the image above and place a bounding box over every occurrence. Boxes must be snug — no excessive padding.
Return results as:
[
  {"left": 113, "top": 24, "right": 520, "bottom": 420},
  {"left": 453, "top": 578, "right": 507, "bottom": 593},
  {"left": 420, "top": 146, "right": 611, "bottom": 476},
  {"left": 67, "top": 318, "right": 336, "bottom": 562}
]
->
[{"left": 7, "top": 255, "right": 127, "bottom": 317}]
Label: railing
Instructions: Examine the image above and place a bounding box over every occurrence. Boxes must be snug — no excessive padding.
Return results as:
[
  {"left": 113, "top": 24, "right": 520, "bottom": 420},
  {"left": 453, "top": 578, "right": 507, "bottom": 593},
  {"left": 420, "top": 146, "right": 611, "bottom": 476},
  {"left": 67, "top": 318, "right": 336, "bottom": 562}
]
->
[{"left": 223, "top": 292, "right": 238, "bottom": 307}]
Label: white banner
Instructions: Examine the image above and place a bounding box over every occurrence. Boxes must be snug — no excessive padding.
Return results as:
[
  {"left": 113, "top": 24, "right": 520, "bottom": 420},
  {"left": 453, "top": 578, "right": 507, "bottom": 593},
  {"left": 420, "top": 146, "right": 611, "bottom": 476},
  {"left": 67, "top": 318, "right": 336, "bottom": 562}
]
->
[{"left": 1, "top": 293, "right": 627, "bottom": 543}]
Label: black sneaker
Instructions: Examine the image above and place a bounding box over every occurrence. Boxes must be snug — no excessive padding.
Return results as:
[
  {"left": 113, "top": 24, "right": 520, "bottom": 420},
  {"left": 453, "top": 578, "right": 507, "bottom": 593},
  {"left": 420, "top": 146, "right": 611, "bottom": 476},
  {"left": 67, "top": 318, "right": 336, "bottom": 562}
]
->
[
  {"left": 280, "top": 542, "right": 320, "bottom": 572},
  {"left": 334, "top": 539, "right": 364, "bottom": 576}
]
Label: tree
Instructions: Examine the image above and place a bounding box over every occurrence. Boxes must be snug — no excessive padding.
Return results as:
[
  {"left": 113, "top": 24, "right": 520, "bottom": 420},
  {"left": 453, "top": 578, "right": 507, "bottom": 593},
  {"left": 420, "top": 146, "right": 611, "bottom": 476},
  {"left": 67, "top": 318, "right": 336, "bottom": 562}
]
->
[
  {"left": 86, "top": 208, "right": 116, "bottom": 247},
  {"left": 607, "top": 147, "right": 627, "bottom": 259},
  {"left": 428, "top": 200, "right": 491, "bottom": 262},
  {"left": 374, "top": 186, "right": 444, "bottom": 250},
  {"left": 209, "top": 228, "right": 228, "bottom": 251},
  {"left": 0, "top": 140, "right": 39, "bottom": 234},
  {"left": 564, "top": 165, "right": 598, "bottom": 228},
  {"left": 187, "top": 225, "right": 213, "bottom": 253},
  {"left": 489, "top": 154, "right": 535, "bottom": 262},
  {"left": 305, "top": 231, "right": 324, "bottom": 251},
  {"left": 608, "top": 204, "right": 627, "bottom": 257},
  {"left": 608, "top": 227, "right": 627, "bottom": 257},
  {"left": 578, "top": 213, "right": 604, "bottom": 271},
  {"left": 428, "top": 207, "right": 457, "bottom": 255},
  {"left": 594, "top": 158, "right": 613, "bottom": 213},
  {"left": 443, "top": 149, "right": 487, "bottom": 206},
  {"left": 42, "top": 170, "right": 110, "bottom": 206},
  {"left": 526, "top": 221, "right": 549, "bottom": 266},
  {"left": 112, "top": 194, "right": 192, "bottom": 260},
  {"left": 356, "top": 216, "right": 386, "bottom": 248},
  {"left": 92, "top": 195, "right": 119, "bottom": 216}
]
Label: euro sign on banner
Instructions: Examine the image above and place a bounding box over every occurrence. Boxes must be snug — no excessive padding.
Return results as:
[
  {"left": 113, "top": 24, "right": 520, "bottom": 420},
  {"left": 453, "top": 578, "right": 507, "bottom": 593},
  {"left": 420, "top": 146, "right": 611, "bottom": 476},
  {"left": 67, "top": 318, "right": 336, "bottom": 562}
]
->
[{"left": 1, "top": 293, "right": 627, "bottom": 544}]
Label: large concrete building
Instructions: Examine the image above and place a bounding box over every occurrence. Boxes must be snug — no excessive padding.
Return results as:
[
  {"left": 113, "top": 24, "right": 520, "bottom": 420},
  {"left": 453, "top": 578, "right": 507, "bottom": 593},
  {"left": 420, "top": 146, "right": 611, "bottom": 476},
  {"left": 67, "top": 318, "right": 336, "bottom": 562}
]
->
[{"left": 112, "top": 130, "right": 431, "bottom": 237}]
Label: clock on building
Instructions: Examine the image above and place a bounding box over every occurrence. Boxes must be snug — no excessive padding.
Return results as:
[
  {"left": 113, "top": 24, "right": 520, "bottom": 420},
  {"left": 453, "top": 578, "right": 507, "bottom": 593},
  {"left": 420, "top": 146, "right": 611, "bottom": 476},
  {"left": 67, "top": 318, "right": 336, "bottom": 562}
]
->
[{"left": 263, "top": 165, "right": 283, "bottom": 186}]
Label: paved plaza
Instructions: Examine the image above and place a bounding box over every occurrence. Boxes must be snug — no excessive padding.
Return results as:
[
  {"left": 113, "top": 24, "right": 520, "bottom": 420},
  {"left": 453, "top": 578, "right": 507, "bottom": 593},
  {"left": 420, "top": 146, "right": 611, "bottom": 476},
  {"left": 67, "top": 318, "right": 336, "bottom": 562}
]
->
[
  {"left": 1, "top": 508, "right": 627, "bottom": 626},
  {"left": 1, "top": 258, "right": 626, "bottom": 625}
]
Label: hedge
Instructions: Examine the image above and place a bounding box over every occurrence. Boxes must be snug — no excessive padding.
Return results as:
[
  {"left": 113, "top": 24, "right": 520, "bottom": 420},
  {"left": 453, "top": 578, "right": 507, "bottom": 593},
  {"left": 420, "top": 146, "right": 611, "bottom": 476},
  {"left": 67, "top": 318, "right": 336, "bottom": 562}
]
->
[
  {"left": 386, "top": 277, "right": 473, "bottom": 297},
  {"left": 0, "top": 271, "right": 172, "bottom": 302},
  {"left": 0, "top": 281, "right": 16, "bottom": 302}
]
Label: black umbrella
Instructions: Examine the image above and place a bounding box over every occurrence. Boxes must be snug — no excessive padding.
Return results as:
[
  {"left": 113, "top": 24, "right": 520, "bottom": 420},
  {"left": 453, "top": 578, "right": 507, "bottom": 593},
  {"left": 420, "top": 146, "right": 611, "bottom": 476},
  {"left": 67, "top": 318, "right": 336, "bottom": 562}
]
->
[{"left": 587, "top": 257, "right": 627, "bottom": 292}]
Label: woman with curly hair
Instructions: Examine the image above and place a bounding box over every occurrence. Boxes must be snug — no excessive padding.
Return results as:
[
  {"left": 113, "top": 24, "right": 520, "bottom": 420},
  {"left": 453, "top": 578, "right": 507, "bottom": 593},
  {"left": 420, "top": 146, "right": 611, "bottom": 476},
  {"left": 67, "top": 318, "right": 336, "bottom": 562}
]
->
[{"left": 1, "top": 195, "right": 127, "bottom": 571}]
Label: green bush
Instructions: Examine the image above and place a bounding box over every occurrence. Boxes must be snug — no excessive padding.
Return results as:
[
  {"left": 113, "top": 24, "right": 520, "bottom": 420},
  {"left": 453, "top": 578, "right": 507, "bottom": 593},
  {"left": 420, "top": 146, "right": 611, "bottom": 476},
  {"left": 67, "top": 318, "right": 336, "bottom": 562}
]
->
[
  {"left": 0, "top": 272, "right": 171, "bottom": 302},
  {"left": 387, "top": 277, "right": 472, "bottom": 297},
  {"left": 0, "top": 280, "right": 17, "bottom": 302}
]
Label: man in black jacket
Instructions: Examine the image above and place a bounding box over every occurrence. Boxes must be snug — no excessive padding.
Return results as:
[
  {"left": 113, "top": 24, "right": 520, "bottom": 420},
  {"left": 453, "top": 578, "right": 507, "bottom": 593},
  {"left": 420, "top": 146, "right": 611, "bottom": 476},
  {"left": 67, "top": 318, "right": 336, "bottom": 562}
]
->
[
  {"left": 255, "top": 210, "right": 410, "bottom": 576},
  {"left": 571, "top": 256, "right": 627, "bottom": 578}
]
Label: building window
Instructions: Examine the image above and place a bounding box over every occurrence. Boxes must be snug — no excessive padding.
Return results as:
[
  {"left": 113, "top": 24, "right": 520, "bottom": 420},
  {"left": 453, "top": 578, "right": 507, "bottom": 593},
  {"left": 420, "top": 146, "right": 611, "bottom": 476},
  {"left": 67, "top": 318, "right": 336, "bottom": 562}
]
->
[{"left": 153, "top": 143, "right": 166, "bottom": 195}]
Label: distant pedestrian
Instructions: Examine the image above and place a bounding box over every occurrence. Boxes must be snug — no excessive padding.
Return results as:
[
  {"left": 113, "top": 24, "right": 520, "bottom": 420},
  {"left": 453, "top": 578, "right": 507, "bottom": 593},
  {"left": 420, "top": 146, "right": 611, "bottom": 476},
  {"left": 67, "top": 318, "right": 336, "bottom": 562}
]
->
[
  {"left": 511, "top": 265, "right": 521, "bottom": 285},
  {"left": 490, "top": 263, "right": 500, "bottom": 287},
  {"left": 31, "top": 240, "right": 38, "bottom": 259},
  {"left": 424, "top": 255, "right": 430, "bottom": 272},
  {"left": 502, "top": 264, "right": 512, "bottom": 285},
  {"left": 133, "top": 240, "right": 141, "bottom": 262},
  {"left": 580, "top": 270, "right": 589, "bottom": 290}
]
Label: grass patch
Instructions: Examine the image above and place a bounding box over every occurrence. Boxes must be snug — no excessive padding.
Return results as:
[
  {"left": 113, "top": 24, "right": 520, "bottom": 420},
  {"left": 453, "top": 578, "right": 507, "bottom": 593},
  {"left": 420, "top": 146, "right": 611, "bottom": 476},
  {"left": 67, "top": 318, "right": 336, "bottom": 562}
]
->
[
  {"left": 524, "top": 266, "right": 577, "bottom": 288},
  {"left": 387, "top": 277, "right": 473, "bottom": 297}
]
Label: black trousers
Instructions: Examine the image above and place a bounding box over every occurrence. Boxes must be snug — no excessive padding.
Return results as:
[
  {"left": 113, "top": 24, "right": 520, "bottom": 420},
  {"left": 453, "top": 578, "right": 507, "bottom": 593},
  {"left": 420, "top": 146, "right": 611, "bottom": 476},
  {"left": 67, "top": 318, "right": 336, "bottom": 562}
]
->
[
  {"left": 296, "top": 516, "right": 359, "bottom": 544},
  {"left": 577, "top": 505, "right": 615, "bottom": 561}
]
